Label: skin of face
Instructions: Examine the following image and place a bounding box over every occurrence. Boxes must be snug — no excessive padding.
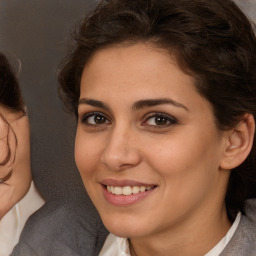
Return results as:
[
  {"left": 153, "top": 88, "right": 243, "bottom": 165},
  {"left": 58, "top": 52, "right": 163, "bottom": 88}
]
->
[
  {"left": 76, "top": 43, "right": 232, "bottom": 255},
  {"left": 0, "top": 108, "right": 31, "bottom": 219}
]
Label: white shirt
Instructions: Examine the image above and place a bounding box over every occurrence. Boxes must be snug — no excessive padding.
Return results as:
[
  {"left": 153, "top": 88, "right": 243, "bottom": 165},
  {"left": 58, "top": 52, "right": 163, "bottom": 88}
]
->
[
  {"left": 99, "top": 212, "right": 241, "bottom": 256},
  {"left": 0, "top": 181, "right": 45, "bottom": 256}
]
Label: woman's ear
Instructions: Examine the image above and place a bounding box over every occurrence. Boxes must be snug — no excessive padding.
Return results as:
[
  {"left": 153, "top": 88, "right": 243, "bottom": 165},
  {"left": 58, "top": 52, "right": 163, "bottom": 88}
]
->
[{"left": 220, "top": 114, "right": 255, "bottom": 170}]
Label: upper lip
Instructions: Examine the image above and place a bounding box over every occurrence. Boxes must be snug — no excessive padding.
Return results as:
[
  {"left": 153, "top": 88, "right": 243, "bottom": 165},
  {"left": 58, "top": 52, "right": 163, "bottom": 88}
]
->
[{"left": 100, "top": 179, "right": 157, "bottom": 187}]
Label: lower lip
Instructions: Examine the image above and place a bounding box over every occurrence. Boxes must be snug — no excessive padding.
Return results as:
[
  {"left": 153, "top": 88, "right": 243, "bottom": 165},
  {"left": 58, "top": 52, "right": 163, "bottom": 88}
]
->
[{"left": 102, "top": 185, "right": 156, "bottom": 206}]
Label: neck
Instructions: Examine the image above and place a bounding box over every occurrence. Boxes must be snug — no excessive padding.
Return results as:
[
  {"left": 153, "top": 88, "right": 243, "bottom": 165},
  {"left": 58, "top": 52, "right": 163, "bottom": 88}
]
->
[{"left": 129, "top": 206, "right": 231, "bottom": 256}]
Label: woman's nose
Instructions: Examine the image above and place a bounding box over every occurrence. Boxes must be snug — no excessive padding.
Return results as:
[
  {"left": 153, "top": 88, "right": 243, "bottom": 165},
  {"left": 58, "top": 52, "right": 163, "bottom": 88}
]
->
[{"left": 100, "top": 127, "right": 141, "bottom": 171}]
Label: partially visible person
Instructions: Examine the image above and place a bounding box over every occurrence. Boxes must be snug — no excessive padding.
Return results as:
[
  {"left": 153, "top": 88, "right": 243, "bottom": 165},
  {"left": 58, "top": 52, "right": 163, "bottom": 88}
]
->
[{"left": 0, "top": 52, "right": 45, "bottom": 256}]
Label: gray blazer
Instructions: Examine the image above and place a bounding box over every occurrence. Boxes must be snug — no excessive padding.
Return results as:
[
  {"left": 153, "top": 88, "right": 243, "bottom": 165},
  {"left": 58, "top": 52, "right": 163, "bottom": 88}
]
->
[
  {"left": 10, "top": 200, "right": 108, "bottom": 256},
  {"left": 221, "top": 199, "right": 256, "bottom": 256}
]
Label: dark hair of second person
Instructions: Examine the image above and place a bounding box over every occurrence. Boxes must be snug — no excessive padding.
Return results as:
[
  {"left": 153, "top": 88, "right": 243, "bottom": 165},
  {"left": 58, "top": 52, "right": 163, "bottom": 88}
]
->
[
  {"left": 0, "top": 52, "right": 45, "bottom": 255},
  {"left": 0, "top": 53, "right": 25, "bottom": 183}
]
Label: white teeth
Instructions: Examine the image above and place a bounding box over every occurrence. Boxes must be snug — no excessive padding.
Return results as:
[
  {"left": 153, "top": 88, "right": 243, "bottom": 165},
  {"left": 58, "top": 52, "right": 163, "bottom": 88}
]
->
[
  {"left": 123, "top": 186, "right": 132, "bottom": 195},
  {"left": 132, "top": 186, "right": 140, "bottom": 194},
  {"left": 140, "top": 186, "right": 146, "bottom": 192},
  {"left": 114, "top": 186, "right": 123, "bottom": 195},
  {"left": 106, "top": 185, "right": 154, "bottom": 195}
]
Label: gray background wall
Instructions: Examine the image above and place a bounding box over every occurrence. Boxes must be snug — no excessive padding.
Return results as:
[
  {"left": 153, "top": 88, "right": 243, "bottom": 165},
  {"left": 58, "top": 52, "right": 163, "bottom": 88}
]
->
[{"left": 0, "top": 0, "right": 255, "bottom": 203}]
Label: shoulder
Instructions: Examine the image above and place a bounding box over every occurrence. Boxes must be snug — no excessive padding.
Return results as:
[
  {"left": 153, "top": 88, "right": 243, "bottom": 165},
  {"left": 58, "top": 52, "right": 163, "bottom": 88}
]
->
[
  {"left": 220, "top": 199, "right": 256, "bottom": 256},
  {"left": 11, "top": 200, "right": 108, "bottom": 256}
]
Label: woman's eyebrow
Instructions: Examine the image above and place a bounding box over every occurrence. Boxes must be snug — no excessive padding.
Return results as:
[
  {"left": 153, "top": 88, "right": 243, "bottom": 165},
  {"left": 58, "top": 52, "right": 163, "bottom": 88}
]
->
[
  {"left": 78, "top": 98, "right": 189, "bottom": 112},
  {"left": 78, "top": 98, "right": 110, "bottom": 111},
  {"left": 132, "top": 98, "right": 189, "bottom": 111}
]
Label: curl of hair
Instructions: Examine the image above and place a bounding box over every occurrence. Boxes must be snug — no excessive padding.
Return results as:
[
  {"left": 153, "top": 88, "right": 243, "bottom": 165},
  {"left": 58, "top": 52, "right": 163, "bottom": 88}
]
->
[
  {"left": 58, "top": 0, "right": 256, "bottom": 220},
  {"left": 0, "top": 52, "right": 24, "bottom": 182}
]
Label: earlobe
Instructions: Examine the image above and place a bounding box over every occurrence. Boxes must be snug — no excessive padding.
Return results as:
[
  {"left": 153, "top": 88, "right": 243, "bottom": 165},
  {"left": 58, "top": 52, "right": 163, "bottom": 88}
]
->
[{"left": 220, "top": 114, "right": 255, "bottom": 170}]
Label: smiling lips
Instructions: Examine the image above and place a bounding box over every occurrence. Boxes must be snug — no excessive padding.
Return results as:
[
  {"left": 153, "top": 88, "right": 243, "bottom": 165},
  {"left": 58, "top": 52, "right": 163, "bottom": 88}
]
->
[{"left": 101, "top": 180, "right": 157, "bottom": 205}]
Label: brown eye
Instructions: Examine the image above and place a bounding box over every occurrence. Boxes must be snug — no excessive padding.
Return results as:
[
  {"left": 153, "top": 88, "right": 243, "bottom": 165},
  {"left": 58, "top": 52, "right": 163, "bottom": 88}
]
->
[
  {"left": 82, "top": 112, "right": 110, "bottom": 126},
  {"left": 142, "top": 113, "right": 177, "bottom": 127},
  {"left": 155, "top": 116, "right": 168, "bottom": 125},
  {"left": 94, "top": 115, "right": 107, "bottom": 124}
]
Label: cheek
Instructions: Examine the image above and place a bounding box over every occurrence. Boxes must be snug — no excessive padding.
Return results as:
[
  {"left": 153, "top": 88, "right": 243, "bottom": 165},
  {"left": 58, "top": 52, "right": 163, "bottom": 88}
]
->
[
  {"left": 145, "top": 128, "right": 222, "bottom": 191},
  {"left": 14, "top": 128, "right": 31, "bottom": 185},
  {"left": 0, "top": 128, "right": 9, "bottom": 164},
  {"left": 75, "top": 131, "right": 102, "bottom": 180},
  {"left": 75, "top": 136, "right": 90, "bottom": 176},
  {"left": 143, "top": 136, "right": 222, "bottom": 221},
  {"left": 17, "top": 125, "right": 30, "bottom": 161},
  {"left": 75, "top": 131, "right": 106, "bottom": 205}
]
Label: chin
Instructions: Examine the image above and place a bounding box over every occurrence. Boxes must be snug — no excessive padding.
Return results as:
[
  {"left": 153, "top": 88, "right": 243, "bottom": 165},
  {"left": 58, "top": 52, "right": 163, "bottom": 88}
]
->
[{"left": 101, "top": 214, "right": 149, "bottom": 238}]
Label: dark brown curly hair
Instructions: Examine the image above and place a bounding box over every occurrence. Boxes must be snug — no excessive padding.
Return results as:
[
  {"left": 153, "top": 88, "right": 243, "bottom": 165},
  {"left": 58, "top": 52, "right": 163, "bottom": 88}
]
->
[
  {"left": 0, "top": 52, "right": 25, "bottom": 183},
  {"left": 58, "top": 0, "right": 256, "bottom": 221}
]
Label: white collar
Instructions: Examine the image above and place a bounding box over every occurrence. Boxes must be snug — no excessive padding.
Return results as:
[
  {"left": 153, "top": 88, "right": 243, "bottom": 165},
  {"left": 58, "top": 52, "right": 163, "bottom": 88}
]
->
[
  {"left": 99, "top": 212, "right": 241, "bottom": 256},
  {"left": 205, "top": 212, "right": 241, "bottom": 256},
  {"left": 0, "top": 181, "right": 45, "bottom": 256}
]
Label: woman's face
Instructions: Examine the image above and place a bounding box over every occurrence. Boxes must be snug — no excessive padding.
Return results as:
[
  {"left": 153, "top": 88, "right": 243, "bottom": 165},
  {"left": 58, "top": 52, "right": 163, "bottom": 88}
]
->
[
  {"left": 0, "top": 108, "right": 31, "bottom": 218},
  {"left": 75, "top": 43, "right": 230, "bottom": 239}
]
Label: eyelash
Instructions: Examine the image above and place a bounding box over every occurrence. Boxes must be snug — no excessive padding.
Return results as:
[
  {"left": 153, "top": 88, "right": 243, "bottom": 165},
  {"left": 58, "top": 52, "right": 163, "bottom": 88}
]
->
[{"left": 80, "top": 112, "right": 178, "bottom": 128}]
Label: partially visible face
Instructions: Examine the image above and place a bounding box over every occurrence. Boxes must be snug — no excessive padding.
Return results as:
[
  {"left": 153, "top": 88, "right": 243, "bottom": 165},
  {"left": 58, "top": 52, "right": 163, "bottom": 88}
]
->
[
  {"left": 0, "top": 108, "right": 31, "bottom": 218},
  {"left": 75, "top": 43, "right": 230, "bottom": 239}
]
